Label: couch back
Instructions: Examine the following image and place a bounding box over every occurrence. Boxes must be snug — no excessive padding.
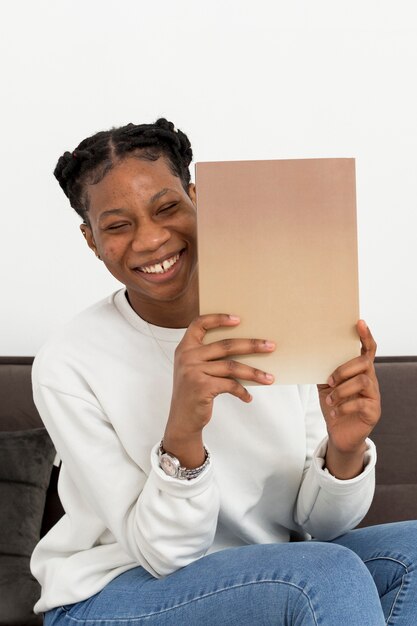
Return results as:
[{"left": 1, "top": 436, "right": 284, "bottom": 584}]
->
[
  {"left": 359, "top": 356, "right": 417, "bottom": 526},
  {"left": 1, "top": 355, "right": 417, "bottom": 530}
]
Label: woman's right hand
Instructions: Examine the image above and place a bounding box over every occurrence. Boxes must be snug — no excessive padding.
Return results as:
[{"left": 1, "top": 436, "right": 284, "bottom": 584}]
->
[{"left": 163, "top": 314, "right": 276, "bottom": 467}]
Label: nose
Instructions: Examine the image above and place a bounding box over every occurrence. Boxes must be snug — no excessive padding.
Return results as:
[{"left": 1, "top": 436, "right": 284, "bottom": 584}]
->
[{"left": 130, "top": 219, "right": 170, "bottom": 253}]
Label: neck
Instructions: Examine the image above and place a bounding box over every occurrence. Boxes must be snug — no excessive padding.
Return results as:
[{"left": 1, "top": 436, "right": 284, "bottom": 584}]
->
[{"left": 126, "top": 279, "right": 199, "bottom": 329}]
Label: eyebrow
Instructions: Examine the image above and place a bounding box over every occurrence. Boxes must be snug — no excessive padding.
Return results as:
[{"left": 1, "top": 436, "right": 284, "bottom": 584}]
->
[
  {"left": 98, "top": 188, "right": 175, "bottom": 221},
  {"left": 98, "top": 208, "right": 126, "bottom": 222},
  {"left": 149, "top": 188, "right": 172, "bottom": 204}
]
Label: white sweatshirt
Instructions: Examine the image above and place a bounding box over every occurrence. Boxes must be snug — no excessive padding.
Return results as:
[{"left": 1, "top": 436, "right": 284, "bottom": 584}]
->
[{"left": 30, "top": 289, "right": 376, "bottom": 613}]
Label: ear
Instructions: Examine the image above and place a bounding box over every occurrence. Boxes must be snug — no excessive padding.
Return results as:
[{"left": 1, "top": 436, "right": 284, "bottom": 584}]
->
[
  {"left": 80, "top": 224, "right": 101, "bottom": 260},
  {"left": 188, "top": 183, "right": 196, "bottom": 206}
]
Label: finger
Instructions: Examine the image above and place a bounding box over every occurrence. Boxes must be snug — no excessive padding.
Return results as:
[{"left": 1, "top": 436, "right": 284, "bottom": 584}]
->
[
  {"left": 201, "top": 337, "right": 276, "bottom": 361},
  {"left": 211, "top": 377, "right": 253, "bottom": 403},
  {"left": 203, "top": 359, "right": 275, "bottom": 385},
  {"left": 325, "top": 374, "right": 378, "bottom": 407},
  {"left": 327, "top": 354, "right": 375, "bottom": 387},
  {"left": 328, "top": 396, "right": 379, "bottom": 424},
  {"left": 357, "top": 320, "right": 377, "bottom": 360},
  {"left": 183, "top": 314, "right": 242, "bottom": 345}
]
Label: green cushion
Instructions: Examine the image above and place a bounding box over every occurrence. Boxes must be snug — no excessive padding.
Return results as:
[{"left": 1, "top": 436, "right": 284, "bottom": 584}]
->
[{"left": 0, "top": 428, "right": 55, "bottom": 626}]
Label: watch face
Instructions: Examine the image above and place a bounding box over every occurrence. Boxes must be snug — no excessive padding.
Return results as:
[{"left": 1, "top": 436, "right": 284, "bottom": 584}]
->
[{"left": 160, "top": 453, "right": 180, "bottom": 477}]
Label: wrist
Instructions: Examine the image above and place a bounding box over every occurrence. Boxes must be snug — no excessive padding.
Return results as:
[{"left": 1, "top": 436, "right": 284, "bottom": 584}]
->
[
  {"left": 324, "top": 439, "right": 367, "bottom": 480},
  {"left": 162, "top": 430, "right": 205, "bottom": 469}
]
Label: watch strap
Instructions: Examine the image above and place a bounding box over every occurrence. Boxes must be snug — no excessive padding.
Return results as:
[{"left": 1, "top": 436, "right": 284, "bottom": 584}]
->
[{"left": 159, "top": 441, "right": 210, "bottom": 480}]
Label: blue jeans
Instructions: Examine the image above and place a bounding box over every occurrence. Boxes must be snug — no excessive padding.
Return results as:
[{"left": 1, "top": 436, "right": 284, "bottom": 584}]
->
[{"left": 44, "top": 521, "right": 417, "bottom": 625}]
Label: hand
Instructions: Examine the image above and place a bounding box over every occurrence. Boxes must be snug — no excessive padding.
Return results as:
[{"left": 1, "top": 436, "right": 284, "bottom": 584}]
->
[
  {"left": 317, "top": 320, "right": 381, "bottom": 477},
  {"left": 163, "top": 314, "right": 275, "bottom": 467}
]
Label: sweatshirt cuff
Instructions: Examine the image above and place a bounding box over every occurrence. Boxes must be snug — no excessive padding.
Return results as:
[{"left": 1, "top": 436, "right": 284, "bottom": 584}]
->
[
  {"left": 312, "top": 436, "right": 376, "bottom": 493},
  {"left": 149, "top": 441, "right": 214, "bottom": 498}
]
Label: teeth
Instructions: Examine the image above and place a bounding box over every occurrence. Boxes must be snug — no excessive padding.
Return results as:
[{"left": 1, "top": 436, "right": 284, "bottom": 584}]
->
[{"left": 140, "top": 253, "right": 180, "bottom": 274}]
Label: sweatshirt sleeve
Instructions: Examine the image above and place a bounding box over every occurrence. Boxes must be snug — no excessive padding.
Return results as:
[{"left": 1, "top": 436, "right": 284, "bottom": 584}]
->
[
  {"left": 32, "top": 376, "right": 220, "bottom": 578},
  {"left": 294, "top": 385, "right": 376, "bottom": 540}
]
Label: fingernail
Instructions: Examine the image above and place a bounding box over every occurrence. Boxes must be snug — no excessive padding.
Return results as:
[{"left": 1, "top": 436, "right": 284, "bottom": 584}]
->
[
  {"left": 330, "top": 409, "right": 336, "bottom": 418},
  {"left": 228, "top": 315, "right": 240, "bottom": 322},
  {"left": 264, "top": 341, "right": 275, "bottom": 349},
  {"left": 326, "top": 394, "right": 333, "bottom": 406},
  {"left": 264, "top": 373, "right": 274, "bottom": 382},
  {"left": 327, "top": 375, "right": 335, "bottom": 387}
]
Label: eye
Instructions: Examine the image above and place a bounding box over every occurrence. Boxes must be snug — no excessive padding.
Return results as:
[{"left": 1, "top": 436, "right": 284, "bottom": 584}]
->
[
  {"left": 158, "top": 202, "right": 178, "bottom": 215},
  {"left": 105, "top": 223, "right": 130, "bottom": 231}
]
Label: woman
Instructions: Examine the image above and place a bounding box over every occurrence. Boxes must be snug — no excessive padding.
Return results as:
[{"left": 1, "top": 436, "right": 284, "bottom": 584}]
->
[{"left": 31, "top": 119, "right": 416, "bottom": 625}]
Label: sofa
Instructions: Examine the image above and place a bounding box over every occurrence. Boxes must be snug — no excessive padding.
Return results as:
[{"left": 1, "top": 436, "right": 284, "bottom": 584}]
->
[{"left": 1, "top": 355, "right": 416, "bottom": 625}]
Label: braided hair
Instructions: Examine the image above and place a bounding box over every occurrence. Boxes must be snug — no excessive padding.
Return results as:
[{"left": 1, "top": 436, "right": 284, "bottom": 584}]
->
[{"left": 54, "top": 118, "right": 193, "bottom": 222}]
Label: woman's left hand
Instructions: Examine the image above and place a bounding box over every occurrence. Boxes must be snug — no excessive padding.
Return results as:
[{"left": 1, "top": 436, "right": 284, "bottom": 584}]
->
[{"left": 317, "top": 320, "right": 381, "bottom": 463}]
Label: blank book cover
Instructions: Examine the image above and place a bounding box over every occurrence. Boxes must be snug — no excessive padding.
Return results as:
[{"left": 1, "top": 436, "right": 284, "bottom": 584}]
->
[{"left": 195, "top": 158, "right": 360, "bottom": 384}]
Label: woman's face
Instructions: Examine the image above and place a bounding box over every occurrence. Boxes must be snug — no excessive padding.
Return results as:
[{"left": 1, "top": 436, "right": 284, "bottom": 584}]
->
[{"left": 81, "top": 156, "right": 198, "bottom": 326}]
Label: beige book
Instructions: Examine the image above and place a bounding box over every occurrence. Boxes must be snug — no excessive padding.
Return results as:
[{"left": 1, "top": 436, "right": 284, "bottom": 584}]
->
[{"left": 195, "top": 158, "right": 360, "bottom": 384}]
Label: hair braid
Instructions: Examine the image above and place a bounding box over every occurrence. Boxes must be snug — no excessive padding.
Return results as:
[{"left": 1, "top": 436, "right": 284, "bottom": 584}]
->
[{"left": 54, "top": 118, "right": 193, "bottom": 221}]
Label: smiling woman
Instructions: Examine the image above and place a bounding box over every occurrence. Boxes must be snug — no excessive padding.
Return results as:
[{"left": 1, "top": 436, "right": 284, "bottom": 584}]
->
[{"left": 31, "top": 119, "right": 417, "bottom": 626}]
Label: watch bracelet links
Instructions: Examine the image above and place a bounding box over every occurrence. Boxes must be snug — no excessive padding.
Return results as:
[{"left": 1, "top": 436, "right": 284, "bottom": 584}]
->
[{"left": 159, "top": 440, "right": 210, "bottom": 479}]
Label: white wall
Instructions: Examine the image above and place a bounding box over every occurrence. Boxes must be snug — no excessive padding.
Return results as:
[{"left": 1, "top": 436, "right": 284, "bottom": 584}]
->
[{"left": 1, "top": 0, "right": 416, "bottom": 355}]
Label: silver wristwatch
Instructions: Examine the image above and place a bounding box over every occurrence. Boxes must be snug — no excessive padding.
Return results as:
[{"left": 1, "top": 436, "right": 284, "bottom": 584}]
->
[{"left": 158, "top": 441, "right": 210, "bottom": 480}]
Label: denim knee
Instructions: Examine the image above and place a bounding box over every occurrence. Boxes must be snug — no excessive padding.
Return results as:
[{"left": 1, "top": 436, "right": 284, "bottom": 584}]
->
[
  {"left": 271, "top": 542, "right": 384, "bottom": 625},
  {"left": 291, "top": 541, "right": 372, "bottom": 587},
  {"left": 333, "top": 520, "right": 417, "bottom": 567},
  {"left": 367, "top": 521, "right": 417, "bottom": 561}
]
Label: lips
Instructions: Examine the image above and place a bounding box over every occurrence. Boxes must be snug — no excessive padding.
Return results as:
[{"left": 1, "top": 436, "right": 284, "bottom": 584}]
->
[{"left": 132, "top": 249, "right": 186, "bottom": 281}]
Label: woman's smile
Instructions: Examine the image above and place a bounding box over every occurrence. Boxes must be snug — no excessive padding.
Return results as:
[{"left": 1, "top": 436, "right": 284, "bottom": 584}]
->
[{"left": 132, "top": 248, "right": 186, "bottom": 282}]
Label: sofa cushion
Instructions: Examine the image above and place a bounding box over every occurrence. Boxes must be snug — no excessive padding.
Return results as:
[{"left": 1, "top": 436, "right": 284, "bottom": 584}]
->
[{"left": 0, "top": 428, "right": 55, "bottom": 626}]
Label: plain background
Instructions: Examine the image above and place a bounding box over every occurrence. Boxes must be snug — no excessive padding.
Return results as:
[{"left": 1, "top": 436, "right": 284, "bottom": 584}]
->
[{"left": 1, "top": 0, "right": 416, "bottom": 356}]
